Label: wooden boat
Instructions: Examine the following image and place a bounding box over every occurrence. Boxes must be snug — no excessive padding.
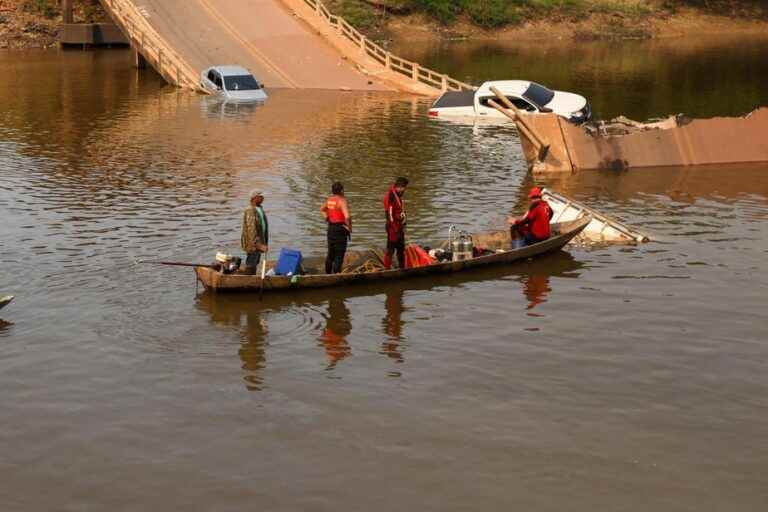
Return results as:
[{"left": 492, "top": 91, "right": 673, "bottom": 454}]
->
[
  {"left": 0, "top": 295, "right": 13, "bottom": 311},
  {"left": 195, "top": 216, "right": 591, "bottom": 293}
]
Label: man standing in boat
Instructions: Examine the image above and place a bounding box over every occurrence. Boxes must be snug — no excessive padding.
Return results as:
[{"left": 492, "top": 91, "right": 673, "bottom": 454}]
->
[
  {"left": 383, "top": 177, "right": 409, "bottom": 269},
  {"left": 241, "top": 189, "right": 269, "bottom": 274},
  {"left": 321, "top": 181, "right": 352, "bottom": 274},
  {"left": 508, "top": 187, "right": 553, "bottom": 246}
]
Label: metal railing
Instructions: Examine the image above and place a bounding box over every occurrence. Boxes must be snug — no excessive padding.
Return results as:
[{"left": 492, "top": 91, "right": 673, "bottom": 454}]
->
[
  {"left": 302, "top": 0, "right": 474, "bottom": 92},
  {"left": 99, "top": 0, "right": 203, "bottom": 92}
]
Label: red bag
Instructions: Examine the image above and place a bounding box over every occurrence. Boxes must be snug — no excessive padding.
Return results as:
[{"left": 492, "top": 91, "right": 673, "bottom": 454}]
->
[{"left": 404, "top": 245, "right": 435, "bottom": 269}]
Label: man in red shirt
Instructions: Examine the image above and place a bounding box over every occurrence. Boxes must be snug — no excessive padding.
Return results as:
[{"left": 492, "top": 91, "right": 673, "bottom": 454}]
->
[
  {"left": 383, "top": 177, "right": 409, "bottom": 269},
  {"left": 508, "top": 187, "right": 553, "bottom": 246}
]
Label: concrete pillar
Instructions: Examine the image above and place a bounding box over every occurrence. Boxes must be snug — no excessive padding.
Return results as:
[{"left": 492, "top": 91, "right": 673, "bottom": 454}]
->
[
  {"left": 133, "top": 48, "right": 147, "bottom": 69},
  {"left": 62, "top": 0, "right": 74, "bottom": 24}
]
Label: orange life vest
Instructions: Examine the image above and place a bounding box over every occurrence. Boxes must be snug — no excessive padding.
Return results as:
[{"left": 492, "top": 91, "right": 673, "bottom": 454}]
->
[{"left": 325, "top": 196, "right": 346, "bottom": 224}]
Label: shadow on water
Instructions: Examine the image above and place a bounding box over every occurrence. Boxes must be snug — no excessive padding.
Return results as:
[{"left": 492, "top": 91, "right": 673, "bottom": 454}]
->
[{"left": 195, "top": 250, "right": 584, "bottom": 388}]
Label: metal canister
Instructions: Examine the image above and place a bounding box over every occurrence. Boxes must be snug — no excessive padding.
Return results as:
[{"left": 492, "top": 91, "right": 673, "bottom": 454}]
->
[{"left": 451, "top": 231, "right": 474, "bottom": 262}]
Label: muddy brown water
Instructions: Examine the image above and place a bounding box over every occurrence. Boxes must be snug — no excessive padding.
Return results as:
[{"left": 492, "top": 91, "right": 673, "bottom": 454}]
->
[{"left": 1, "top": 44, "right": 767, "bottom": 510}]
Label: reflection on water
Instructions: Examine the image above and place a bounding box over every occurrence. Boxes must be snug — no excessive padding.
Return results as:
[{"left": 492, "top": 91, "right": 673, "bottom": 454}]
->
[
  {"left": 522, "top": 274, "right": 551, "bottom": 311},
  {"left": 193, "top": 251, "right": 584, "bottom": 386},
  {"left": 0, "top": 319, "right": 12, "bottom": 336},
  {"left": 2, "top": 48, "right": 768, "bottom": 510},
  {"left": 381, "top": 287, "right": 406, "bottom": 364},
  {"left": 319, "top": 298, "right": 352, "bottom": 370}
]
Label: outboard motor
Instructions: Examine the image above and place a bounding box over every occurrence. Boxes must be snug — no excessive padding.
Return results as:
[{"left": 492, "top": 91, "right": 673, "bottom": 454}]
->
[{"left": 215, "top": 252, "right": 242, "bottom": 274}]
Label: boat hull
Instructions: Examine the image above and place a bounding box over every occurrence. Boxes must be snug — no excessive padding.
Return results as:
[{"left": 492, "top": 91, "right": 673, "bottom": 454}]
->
[{"left": 195, "top": 216, "right": 590, "bottom": 293}]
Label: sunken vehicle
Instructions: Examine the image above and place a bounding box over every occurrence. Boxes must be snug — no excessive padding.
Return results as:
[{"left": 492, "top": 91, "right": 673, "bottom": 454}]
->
[
  {"left": 200, "top": 65, "right": 268, "bottom": 102},
  {"left": 429, "top": 80, "right": 591, "bottom": 124}
]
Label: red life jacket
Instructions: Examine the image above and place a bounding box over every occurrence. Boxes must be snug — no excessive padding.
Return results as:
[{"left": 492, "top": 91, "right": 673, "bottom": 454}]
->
[
  {"left": 325, "top": 195, "right": 347, "bottom": 224},
  {"left": 383, "top": 186, "right": 405, "bottom": 241},
  {"left": 528, "top": 200, "right": 553, "bottom": 240}
]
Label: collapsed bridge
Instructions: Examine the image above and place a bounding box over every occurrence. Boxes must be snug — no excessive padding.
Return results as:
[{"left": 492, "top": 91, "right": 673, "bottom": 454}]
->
[{"left": 97, "top": 0, "right": 474, "bottom": 95}]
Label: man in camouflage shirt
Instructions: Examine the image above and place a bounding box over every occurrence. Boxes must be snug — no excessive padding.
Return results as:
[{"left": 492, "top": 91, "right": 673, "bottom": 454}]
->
[{"left": 241, "top": 190, "right": 269, "bottom": 274}]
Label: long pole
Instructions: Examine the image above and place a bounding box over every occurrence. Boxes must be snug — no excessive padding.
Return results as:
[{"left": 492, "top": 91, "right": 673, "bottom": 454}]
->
[
  {"left": 136, "top": 260, "right": 216, "bottom": 268},
  {"left": 258, "top": 250, "right": 267, "bottom": 301}
]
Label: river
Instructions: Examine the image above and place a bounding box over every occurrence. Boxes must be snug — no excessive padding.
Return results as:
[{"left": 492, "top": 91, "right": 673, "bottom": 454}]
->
[{"left": 1, "top": 38, "right": 767, "bottom": 510}]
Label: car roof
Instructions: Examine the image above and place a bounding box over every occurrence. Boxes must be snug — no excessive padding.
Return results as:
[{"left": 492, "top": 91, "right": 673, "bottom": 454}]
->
[
  {"left": 476, "top": 80, "right": 533, "bottom": 97},
  {"left": 208, "top": 65, "right": 252, "bottom": 77}
]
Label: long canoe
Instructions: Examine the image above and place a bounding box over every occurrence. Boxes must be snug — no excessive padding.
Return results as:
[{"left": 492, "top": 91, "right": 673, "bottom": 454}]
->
[
  {"left": 0, "top": 295, "right": 13, "bottom": 311},
  {"left": 195, "top": 216, "right": 591, "bottom": 293}
]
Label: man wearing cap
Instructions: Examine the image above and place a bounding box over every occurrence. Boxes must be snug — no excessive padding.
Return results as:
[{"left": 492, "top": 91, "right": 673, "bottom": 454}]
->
[
  {"left": 508, "top": 187, "right": 553, "bottom": 246},
  {"left": 241, "top": 190, "right": 269, "bottom": 274}
]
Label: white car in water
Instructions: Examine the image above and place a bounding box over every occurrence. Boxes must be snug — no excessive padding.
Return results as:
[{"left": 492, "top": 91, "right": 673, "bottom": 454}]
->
[
  {"left": 200, "top": 65, "right": 267, "bottom": 102},
  {"left": 428, "top": 80, "right": 591, "bottom": 124}
]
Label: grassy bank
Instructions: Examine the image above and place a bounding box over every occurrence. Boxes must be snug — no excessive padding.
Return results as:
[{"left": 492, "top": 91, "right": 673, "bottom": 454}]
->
[
  {"left": 0, "top": 0, "right": 107, "bottom": 49},
  {"left": 327, "top": 0, "right": 767, "bottom": 39},
  {"left": 1, "top": 0, "right": 765, "bottom": 49}
]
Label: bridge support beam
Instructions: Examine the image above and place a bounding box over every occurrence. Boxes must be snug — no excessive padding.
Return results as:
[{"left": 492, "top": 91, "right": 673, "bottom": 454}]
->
[
  {"left": 62, "top": 0, "right": 74, "bottom": 24},
  {"left": 132, "top": 47, "right": 147, "bottom": 69}
]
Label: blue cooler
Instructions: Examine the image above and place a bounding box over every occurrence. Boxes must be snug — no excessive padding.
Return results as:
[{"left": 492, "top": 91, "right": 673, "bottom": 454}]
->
[{"left": 274, "top": 248, "right": 303, "bottom": 276}]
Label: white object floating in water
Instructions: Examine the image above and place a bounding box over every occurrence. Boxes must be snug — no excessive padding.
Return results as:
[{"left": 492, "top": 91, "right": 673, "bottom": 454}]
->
[
  {"left": 543, "top": 189, "right": 649, "bottom": 244},
  {"left": 0, "top": 295, "right": 14, "bottom": 311}
]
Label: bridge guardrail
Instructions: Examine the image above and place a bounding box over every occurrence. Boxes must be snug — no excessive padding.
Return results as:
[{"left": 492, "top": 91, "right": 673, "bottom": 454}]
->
[
  {"left": 100, "top": 0, "right": 203, "bottom": 92},
  {"left": 302, "top": 0, "right": 475, "bottom": 93}
]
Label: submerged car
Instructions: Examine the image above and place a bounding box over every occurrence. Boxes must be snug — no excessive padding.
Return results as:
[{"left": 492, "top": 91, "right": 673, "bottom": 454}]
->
[
  {"left": 200, "top": 65, "right": 267, "bottom": 102},
  {"left": 428, "top": 80, "right": 591, "bottom": 124}
]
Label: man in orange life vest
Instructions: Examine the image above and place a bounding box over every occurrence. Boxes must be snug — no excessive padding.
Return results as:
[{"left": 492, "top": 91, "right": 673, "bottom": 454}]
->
[
  {"left": 320, "top": 181, "right": 352, "bottom": 274},
  {"left": 508, "top": 187, "right": 553, "bottom": 246},
  {"left": 383, "top": 177, "right": 409, "bottom": 269}
]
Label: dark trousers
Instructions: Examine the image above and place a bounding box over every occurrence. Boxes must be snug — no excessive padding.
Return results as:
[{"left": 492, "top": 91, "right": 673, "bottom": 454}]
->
[
  {"left": 511, "top": 225, "right": 547, "bottom": 247},
  {"left": 522, "top": 233, "right": 548, "bottom": 246},
  {"left": 325, "top": 223, "right": 349, "bottom": 274},
  {"left": 245, "top": 251, "right": 262, "bottom": 274},
  {"left": 385, "top": 236, "right": 405, "bottom": 269}
]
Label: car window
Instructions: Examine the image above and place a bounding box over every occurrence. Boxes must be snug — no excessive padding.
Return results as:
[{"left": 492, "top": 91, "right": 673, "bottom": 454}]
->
[
  {"left": 208, "top": 71, "right": 223, "bottom": 89},
  {"left": 522, "top": 83, "right": 555, "bottom": 108},
  {"left": 223, "top": 75, "right": 261, "bottom": 91},
  {"left": 478, "top": 96, "right": 536, "bottom": 112}
]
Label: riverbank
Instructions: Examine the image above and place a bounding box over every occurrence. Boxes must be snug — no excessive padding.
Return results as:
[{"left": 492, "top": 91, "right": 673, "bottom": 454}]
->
[
  {"left": 329, "top": 0, "right": 767, "bottom": 42},
  {"left": 0, "top": 0, "right": 107, "bottom": 49},
  {"left": 0, "top": 0, "right": 766, "bottom": 49}
]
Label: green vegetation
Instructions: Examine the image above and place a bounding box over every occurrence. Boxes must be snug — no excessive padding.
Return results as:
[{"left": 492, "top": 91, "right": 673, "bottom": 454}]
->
[
  {"left": 17, "top": 0, "right": 106, "bottom": 22},
  {"left": 329, "top": 0, "right": 764, "bottom": 30},
  {"left": 22, "top": 0, "right": 59, "bottom": 19},
  {"left": 336, "top": 0, "right": 381, "bottom": 28}
]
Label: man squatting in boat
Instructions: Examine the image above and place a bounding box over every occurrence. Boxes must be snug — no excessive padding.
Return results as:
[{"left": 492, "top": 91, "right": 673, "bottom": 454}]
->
[
  {"left": 241, "top": 189, "right": 269, "bottom": 274},
  {"left": 383, "top": 177, "right": 409, "bottom": 270},
  {"left": 320, "top": 181, "right": 352, "bottom": 274},
  {"left": 508, "top": 187, "right": 553, "bottom": 245}
]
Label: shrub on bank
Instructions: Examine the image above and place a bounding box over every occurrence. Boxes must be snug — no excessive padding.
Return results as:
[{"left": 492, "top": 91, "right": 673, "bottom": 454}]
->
[
  {"left": 334, "top": 0, "right": 764, "bottom": 30},
  {"left": 462, "top": 0, "right": 523, "bottom": 28},
  {"left": 21, "top": 0, "right": 58, "bottom": 19}
]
